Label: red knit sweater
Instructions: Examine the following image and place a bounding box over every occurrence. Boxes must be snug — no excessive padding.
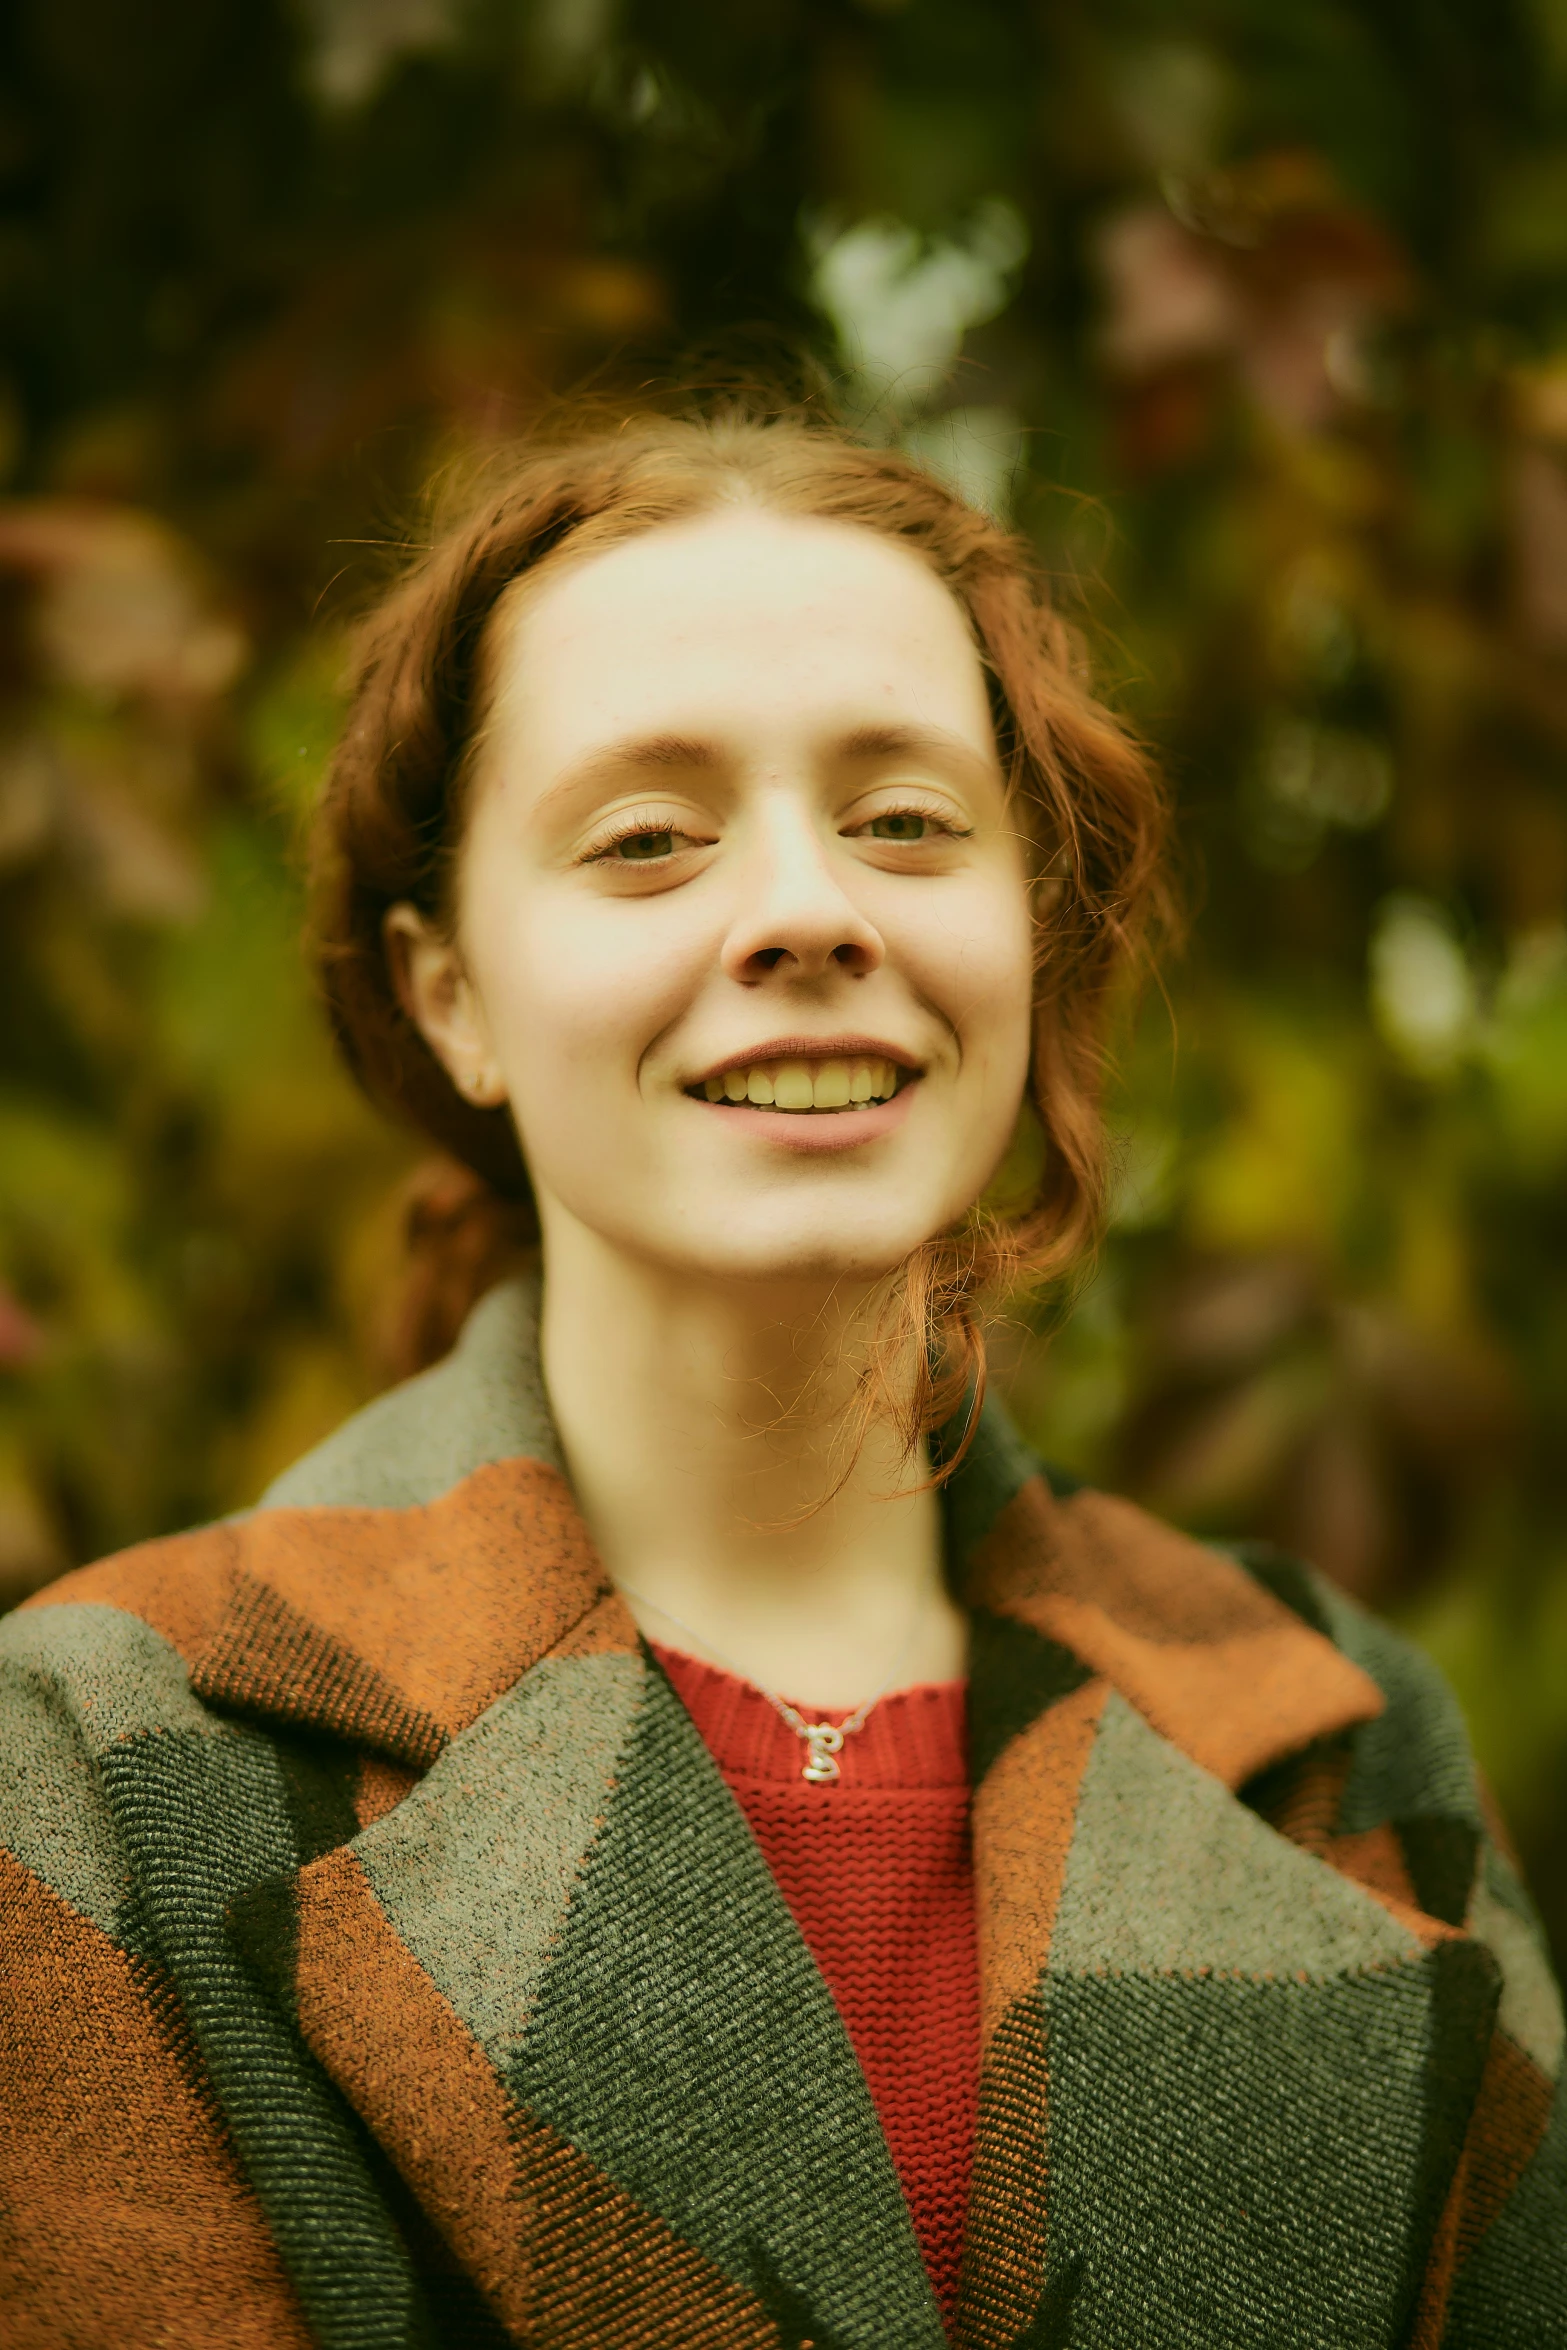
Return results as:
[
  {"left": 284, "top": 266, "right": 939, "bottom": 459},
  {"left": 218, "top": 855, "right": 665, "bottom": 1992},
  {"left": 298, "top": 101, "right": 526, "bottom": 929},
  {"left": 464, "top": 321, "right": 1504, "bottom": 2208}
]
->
[{"left": 653, "top": 1646, "right": 979, "bottom": 2325}]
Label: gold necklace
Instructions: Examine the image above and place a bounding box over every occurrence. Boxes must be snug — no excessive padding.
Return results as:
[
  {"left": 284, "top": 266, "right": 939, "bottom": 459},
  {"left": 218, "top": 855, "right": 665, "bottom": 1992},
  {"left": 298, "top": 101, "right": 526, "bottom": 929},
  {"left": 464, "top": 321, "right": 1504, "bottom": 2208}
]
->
[{"left": 618, "top": 1587, "right": 916, "bottom": 1784}]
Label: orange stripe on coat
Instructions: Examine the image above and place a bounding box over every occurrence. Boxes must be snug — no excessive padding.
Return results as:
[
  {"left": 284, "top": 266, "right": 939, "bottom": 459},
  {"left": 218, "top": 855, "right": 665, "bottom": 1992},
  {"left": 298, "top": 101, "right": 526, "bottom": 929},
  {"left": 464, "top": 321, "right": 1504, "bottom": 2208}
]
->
[
  {"left": 17, "top": 1521, "right": 240, "bottom": 1660},
  {"left": 970, "top": 1481, "right": 1384, "bottom": 1787}
]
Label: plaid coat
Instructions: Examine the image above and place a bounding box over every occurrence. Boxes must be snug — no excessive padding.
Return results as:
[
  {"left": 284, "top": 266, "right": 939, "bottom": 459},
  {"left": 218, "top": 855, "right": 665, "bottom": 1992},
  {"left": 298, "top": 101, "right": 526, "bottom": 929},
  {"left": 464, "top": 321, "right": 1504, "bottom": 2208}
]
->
[{"left": 2, "top": 1275, "right": 1563, "bottom": 2349}]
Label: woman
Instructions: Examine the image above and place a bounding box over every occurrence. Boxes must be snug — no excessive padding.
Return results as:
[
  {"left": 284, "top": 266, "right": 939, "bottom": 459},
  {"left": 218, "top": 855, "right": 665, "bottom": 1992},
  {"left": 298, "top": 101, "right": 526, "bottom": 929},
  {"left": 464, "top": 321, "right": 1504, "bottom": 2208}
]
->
[{"left": 2, "top": 409, "right": 1561, "bottom": 2350}]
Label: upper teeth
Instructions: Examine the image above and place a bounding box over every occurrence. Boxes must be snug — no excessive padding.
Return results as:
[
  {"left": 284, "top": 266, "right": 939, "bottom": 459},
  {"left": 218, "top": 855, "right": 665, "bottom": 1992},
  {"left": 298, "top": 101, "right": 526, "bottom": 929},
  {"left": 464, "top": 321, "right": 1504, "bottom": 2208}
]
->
[{"left": 701, "top": 1057, "right": 901, "bottom": 1109}]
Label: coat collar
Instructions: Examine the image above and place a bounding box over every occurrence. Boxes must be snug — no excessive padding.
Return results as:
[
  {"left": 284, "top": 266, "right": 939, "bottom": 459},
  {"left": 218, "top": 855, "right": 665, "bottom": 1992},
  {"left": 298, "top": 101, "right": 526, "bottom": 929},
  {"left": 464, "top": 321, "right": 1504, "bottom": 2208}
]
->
[{"left": 193, "top": 1272, "right": 1383, "bottom": 1791}]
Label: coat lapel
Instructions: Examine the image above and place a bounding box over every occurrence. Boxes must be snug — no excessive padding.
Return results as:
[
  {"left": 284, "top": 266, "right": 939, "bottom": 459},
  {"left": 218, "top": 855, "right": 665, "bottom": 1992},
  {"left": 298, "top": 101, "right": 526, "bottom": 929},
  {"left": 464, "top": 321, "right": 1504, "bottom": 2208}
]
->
[
  {"left": 204, "top": 1338, "right": 943, "bottom": 2349},
  {"left": 257, "top": 1621, "right": 944, "bottom": 2348}
]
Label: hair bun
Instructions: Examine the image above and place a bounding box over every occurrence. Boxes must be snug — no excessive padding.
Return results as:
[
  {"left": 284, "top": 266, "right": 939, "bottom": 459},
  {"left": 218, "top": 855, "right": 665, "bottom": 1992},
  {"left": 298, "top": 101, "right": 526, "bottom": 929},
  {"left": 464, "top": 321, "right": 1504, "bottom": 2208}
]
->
[{"left": 380, "top": 1156, "right": 537, "bottom": 1381}]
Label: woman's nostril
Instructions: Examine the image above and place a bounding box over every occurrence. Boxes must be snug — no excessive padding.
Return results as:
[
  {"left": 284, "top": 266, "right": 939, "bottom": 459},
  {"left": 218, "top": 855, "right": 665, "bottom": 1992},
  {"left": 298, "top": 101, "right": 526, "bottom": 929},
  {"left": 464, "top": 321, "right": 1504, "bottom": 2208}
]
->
[{"left": 743, "top": 939, "right": 875, "bottom": 978}]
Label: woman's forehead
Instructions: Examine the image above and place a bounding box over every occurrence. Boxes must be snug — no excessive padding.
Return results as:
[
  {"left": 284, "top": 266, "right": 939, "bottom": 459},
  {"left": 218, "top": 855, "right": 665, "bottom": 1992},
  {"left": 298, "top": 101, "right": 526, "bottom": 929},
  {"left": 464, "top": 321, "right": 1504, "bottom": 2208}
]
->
[{"left": 486, "top": 506, "right": 994, "bottom": 770}]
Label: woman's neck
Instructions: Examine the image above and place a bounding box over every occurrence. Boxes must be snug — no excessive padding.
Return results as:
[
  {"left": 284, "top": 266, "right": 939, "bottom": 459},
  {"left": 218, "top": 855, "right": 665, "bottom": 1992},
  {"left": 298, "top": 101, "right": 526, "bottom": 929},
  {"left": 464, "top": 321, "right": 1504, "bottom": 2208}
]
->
[{"left": 538, "top": 1217, "right": 967, "bottom": 1710}]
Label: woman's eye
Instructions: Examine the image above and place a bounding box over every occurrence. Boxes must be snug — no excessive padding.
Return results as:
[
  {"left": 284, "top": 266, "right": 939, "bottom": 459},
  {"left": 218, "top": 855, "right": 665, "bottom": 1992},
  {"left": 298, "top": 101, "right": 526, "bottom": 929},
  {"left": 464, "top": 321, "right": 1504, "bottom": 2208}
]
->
[
  {"left": 852, "top": 803, "right": 969, "bottom": 844},
  {"left": 579, "top": 814, "right": 715, "bottom": 869},
  {"left": 585, "top": 821, "right": 702, "bottom": 865},
  {"left": 611, "top": 827, "right": 676, "bottom": 861}
]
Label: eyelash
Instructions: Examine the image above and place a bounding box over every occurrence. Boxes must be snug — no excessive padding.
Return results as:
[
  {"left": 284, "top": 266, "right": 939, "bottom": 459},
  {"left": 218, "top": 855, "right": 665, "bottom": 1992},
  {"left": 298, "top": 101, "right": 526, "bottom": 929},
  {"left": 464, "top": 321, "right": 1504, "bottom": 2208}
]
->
[
  {"left": 850, "top": 795, "right": 972, "bottom": 841},
  {"left": 579, "top": 814, "right": 706, "bottom": 864}
]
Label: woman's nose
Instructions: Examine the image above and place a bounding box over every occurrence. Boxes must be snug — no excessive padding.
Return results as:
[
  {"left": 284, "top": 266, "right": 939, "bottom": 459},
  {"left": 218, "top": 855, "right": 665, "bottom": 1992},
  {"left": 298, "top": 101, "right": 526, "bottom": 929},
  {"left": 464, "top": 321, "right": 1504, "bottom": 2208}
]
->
[{"left": 719, "top": 805, "right": 885, "bottom": 985}]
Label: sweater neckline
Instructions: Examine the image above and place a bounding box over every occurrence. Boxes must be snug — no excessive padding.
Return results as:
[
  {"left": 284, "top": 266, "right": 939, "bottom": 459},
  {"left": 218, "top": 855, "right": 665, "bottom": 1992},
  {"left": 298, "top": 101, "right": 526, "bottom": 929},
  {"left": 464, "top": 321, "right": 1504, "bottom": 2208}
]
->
[{"left": 651, "top": 1642, "right": 969, "bottom": 1790}]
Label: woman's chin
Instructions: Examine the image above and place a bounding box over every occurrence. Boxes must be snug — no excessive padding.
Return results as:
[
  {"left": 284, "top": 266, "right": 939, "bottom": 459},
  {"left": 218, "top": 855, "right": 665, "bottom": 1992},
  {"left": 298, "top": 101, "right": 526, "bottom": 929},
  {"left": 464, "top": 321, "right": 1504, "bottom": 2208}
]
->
[
  {"left": 532, "top": 1164, "right": 954, "bottom": 1291},
  {"left": 650, "top": 1206, "right": 943, "bottom": 1292},
  {"left": 537, "top": 1111, "right": 990, "bottom": 1290}
]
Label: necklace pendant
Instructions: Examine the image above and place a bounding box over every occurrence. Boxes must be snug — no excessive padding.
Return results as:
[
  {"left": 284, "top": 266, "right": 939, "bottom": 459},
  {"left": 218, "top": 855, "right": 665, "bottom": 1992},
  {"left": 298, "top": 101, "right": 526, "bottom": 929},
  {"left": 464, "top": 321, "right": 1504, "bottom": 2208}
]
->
[{"left": 801, "top": 1722, "right": 845, "bottom": 1785}]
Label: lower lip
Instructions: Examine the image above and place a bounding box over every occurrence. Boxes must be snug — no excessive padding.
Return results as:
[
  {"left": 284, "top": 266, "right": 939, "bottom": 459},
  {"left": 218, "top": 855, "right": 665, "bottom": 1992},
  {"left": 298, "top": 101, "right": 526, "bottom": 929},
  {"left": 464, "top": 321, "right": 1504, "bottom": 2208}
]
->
[{"left": 688, "top": 1082, "right": 919, "bottom": 1153}]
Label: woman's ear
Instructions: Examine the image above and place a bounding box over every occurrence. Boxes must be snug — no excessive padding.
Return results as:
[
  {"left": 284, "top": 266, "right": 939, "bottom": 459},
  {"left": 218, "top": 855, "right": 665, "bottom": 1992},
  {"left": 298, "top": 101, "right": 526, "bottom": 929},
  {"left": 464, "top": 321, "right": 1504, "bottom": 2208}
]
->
[{"left": 383, "top": 904, "right": 509, "bottom": 1108}]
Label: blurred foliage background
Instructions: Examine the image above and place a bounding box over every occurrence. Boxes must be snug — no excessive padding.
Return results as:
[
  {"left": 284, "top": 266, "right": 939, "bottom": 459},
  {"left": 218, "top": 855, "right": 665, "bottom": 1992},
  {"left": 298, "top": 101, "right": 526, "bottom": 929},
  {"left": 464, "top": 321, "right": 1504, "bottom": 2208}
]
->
[{"left": 2, "top": 0, "right": 1565, "bottom": 1956}]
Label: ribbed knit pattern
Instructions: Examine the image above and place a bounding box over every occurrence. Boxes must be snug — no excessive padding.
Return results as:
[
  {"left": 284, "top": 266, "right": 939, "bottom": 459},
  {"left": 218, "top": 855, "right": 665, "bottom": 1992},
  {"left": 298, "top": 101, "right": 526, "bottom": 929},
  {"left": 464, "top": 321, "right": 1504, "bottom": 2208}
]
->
[{"left": 653, "top": 1645, "right": 978, "bottom": 2328}]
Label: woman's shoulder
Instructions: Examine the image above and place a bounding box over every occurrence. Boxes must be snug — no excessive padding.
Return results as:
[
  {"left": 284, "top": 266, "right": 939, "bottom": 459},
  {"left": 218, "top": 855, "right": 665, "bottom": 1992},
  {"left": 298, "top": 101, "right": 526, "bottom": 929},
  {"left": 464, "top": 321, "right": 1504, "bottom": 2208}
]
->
[
  {"left": 958, "top": 1394, "right": 1486, "bottom": 1820},
  {"left": 960, "top": 1400, "right": 1556, "bottom": 2001},
  {"left": 1225, "top": 1541, "right": 1488, "bottom": 1836},
  {"left": 1236, "top": 1544, "right": 1563, "bottom": 2066},
  {"left": 2, "top": 1520, "right": 238, "bottom": 1718},
  {"left": 0, "top": 1270, "right": 560, "bottom": 1726},
  {"left": 0, "top": 1521, "right": 243, "bottom": 1971}
]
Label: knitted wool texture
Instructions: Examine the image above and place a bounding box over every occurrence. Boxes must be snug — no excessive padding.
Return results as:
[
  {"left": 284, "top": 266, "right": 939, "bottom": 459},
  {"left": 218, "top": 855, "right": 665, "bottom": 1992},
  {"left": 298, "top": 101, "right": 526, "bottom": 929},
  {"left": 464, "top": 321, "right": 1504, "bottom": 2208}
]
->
[
  {"left": 1, "top": 1274, "right": 1563, "bottom": 2348},
  {"left": 653, "top": 1648, "right": 979, "bottom": 2323}
]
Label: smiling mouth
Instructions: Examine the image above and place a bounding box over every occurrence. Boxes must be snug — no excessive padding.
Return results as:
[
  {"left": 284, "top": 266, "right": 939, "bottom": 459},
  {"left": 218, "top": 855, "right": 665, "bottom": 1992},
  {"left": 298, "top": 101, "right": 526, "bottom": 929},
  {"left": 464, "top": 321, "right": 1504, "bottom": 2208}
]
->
[{"left": 688, "top": 1055, "right": 911, "bottom": 1113}]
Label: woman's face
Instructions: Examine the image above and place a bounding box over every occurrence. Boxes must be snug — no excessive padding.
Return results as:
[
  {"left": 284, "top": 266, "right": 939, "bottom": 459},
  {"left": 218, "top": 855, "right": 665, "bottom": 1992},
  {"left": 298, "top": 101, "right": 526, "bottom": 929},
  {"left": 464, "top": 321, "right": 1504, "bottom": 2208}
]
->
[{"left": 400, "top": 507, "right": 1036, "bottom": 1288}]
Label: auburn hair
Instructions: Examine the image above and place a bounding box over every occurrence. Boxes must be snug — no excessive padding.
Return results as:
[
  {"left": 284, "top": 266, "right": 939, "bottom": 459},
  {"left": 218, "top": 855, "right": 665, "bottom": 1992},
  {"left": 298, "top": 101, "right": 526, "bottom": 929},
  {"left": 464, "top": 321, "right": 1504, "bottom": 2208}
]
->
[{"left": 311, "top": 403, "right": 1171, "bottom": 1453}]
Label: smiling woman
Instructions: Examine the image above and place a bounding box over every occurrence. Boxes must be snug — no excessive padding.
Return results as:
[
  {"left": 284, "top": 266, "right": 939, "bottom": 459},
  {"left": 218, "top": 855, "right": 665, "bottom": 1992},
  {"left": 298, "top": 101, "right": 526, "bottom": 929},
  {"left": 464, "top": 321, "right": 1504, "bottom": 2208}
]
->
[
  {"left": 320, "top": 419, "right": 1167, "bottom": 1456},
  {"left": 3, "top": 407, "right": 1563, "bottom": 2350},
  {"left": 386, "top": 507, "right": 1034, "bottom": 1299}
]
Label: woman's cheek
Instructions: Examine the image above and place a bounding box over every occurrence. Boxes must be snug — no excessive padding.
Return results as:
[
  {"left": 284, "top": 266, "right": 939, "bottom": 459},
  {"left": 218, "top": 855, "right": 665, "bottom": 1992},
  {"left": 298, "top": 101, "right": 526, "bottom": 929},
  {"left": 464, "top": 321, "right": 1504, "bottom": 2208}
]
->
[
  {"left": 485, "top": 900, "right": 692, "bottom": 1099},
  {"left": 903, "top": 887, "right": 1033, "bottom": 1056}
]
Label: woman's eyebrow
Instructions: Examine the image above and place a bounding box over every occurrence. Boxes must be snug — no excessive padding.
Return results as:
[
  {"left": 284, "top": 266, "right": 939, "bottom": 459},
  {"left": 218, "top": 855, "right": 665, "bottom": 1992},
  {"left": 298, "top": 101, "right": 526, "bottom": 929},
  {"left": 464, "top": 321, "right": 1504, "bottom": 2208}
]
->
[
  {"left": 835, "top": 722, "right": 998, "bottom": 780},
  {"left": 537, "top": 723, "right": 993, "bottom": 816},
  {"left": 536, "top": 733, "right": 723, "bottom": 813}
]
